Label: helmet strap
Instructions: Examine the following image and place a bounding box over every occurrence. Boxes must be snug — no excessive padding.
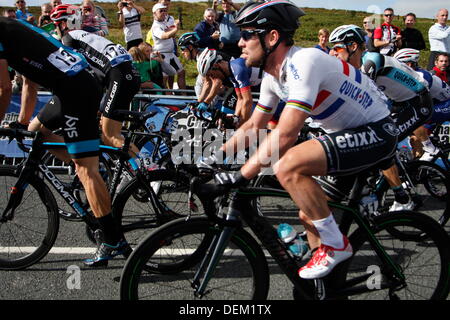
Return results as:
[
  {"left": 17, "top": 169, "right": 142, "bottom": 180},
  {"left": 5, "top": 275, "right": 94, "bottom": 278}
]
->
[{"left": 257, "top": 30, "right": 283, "bottom": 77}]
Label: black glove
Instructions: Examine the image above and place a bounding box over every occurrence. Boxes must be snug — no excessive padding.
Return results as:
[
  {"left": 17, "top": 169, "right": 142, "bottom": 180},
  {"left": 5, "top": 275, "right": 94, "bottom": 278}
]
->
[{"left": 214, "top": 170, "right": 250, "bottom": 187}]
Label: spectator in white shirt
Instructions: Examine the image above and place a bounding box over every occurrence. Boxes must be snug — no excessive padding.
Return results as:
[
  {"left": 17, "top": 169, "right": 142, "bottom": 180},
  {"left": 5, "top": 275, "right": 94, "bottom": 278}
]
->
[
  {"left": 427, "top": 8, "right": 450, "bottom": 71},
  {"left": 150, "top": 3, "right": 186, "bottom": 90},
  {"left": 117, "top": 0, "right": 145, "bottom": 50}
]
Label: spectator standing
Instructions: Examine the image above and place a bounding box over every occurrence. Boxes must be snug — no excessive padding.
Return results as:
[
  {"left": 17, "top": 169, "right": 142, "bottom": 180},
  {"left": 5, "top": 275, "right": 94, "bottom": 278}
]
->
[
  {"left": 38, "top": 3, "right": 53, "bottom": 27},
  {"left": 15, "top": 0, "right": 35, "bottom": 24},
  {"left": 213, "top": 0, "right": 241, "bottom": 58},
  {"left": 150, "top": 3, "right": 185, "bottom": 90},
  {"left": 431, "top": 53, "right": 449, "bottom": 83},
  {"left": 117, "top": 0, "right": 145, "bottom": 50},
  {"left": 51, "top": 0, "right": 62, "bottom": 9},
  {"left": 373, "top": 8, "right": 402, "bottom": 55},
  {"left": 194, "top": 8, "right": 221, "bottom": 50},
  {"left": 401, "top": 13, "right": 426, "bottom": 50},
  {"left": 314, "top": 28, "right": 330, "bottom": 53},
  {"left": 81, "top": 0, "right": 108, "bottom": 37},
  {"left": 427, "top": 9, "right": 450, "bottom": 70},
  {"left": 362, "top": 16, "right": 376, "bottom": 52}
]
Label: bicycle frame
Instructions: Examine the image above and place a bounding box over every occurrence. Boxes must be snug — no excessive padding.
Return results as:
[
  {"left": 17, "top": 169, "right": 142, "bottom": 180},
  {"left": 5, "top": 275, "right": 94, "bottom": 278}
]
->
[{"left": 192, "top": 176, "right": 407, "bottom": 300}]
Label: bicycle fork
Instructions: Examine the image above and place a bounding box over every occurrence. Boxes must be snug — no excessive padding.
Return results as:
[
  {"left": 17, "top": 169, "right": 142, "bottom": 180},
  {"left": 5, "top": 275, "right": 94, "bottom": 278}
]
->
[{"left": 191, "top": 206, "right": 240, "bottom": 298}]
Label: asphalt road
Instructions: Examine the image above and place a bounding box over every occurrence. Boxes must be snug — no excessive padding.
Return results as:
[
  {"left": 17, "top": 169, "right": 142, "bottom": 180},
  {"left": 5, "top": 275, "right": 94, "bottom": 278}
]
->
[{"left": 1, "top": 173, "right": 449, "bottom": 301}]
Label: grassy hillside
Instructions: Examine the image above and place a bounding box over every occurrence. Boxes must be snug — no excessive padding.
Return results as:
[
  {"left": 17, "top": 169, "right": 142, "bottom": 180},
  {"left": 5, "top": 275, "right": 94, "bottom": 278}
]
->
[{"left": 2, "top": 1, "right": 436, "bottom": 85}]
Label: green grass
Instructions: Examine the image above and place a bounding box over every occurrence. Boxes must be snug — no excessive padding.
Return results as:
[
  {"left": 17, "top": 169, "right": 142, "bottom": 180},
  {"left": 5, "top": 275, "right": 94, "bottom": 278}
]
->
[{"left": 2, "top": 1, "right": 436, "bottom": 85}]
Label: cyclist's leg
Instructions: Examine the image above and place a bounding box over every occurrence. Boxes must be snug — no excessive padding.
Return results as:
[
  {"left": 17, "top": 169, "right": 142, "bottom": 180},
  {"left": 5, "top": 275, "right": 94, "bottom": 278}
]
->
[
  {"left": 28, "top": 99, "right": 72, "bottom": 164},
  {"left": 100, "top": 62, "right": 140, "bottom": 156}
]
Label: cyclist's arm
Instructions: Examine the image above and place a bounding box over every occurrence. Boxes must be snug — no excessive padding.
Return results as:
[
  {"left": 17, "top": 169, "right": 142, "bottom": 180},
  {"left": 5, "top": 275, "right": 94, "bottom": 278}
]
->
[
  {"left": 235, "top": 88, "right": 253, "bottom": 124},
  {"left": 241, "top": 107, "right": 307, "bottom": 178},
  {"left": 0, "top": 59, "right": 12, "bottom": 121},
  {"left": 197, "top": 76, "right": 211, "bottom": 102},
  {"left": 219, "top": 106, "right": 273, "bottom": 155}
]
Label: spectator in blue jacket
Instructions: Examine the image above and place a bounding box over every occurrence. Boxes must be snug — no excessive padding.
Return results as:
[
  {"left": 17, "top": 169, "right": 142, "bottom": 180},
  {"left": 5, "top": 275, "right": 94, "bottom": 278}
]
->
[
  {"left": 15, "top": 0, "right": 35, "bottom": 24},
  {"left": 194, "top": 8, "right": 221, "bottom": 50}
]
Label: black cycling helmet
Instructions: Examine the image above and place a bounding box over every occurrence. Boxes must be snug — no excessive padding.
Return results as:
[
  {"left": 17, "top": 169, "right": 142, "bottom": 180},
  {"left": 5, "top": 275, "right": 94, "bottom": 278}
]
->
[
  {"left": 235, "top": 0, "right": 305, "bottom": 33},
  {"left": 235, "top": 1, "right": 305, "bottom": 75},
  {"left": 178, "top": 32, "right": 200, "bottom": 50}
]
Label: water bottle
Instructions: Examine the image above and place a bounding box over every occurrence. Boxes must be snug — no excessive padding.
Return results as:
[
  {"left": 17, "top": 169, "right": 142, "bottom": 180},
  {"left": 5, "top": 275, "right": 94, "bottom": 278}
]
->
[
  {"left": 277, "top": 223, "right": 308, "bottom": 259},
  {"left": 360, "top": 193, "right": 379, "bottom": 216}
]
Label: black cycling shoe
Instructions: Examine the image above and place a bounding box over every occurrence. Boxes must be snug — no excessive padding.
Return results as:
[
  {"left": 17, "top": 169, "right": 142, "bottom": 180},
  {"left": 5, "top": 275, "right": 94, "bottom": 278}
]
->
[{"left": 83, "top": 239, "right": 132, "bottom": 267}]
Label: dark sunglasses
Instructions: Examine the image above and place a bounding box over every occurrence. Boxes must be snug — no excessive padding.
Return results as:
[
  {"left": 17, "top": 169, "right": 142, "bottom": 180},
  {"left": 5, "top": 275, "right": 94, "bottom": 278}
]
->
[
  {"left": 384, "top": 14, "right": 393, "bottom": 17},
  {"left": 240, "top": 29, "right": 266, "bottom": 41},
  {"left": 83, "top": 7, "right": 92, "bottom": 12}
]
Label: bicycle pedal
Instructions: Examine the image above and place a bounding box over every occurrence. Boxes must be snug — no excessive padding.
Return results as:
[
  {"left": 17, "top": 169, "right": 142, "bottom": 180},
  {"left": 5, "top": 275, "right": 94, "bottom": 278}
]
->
[{"left": 58, "top": 209, "right": 83, "bottom": 222}]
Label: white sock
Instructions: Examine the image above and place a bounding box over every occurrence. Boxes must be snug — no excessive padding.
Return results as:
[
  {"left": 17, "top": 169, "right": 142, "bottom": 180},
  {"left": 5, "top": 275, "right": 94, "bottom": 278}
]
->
[
  {"left": 312, "top": 214, "right": 344, "bottom": 249},
  {"left": 422, "top": 139, "right": 437, "bottom": 154}
]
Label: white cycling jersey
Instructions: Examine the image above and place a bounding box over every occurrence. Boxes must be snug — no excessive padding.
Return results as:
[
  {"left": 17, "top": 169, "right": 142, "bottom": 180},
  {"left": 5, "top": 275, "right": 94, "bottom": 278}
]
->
[
  {"left": 256, "top": 47, "right": 390, "bottom": 133},
  {"left": 416, "top": 68, "right": 450, "bottom": 102},
  {"left": 63, "top": 30, "right": 131, "bottom": 74},
  {"left": 362, "top": 52, "right": 428, "bottom": 102}
]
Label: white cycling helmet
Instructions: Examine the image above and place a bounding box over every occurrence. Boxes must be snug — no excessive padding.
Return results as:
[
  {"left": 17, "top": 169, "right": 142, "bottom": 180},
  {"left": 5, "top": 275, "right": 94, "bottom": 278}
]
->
[
  {"left": 197, "top": 49, "right": 222, "bottom": 76},
  {"left": 329, "top": 24, "right": 366, "bottom": 44},
  {"left": 393, "top": 48, "right": 420, "bottom": 64}
]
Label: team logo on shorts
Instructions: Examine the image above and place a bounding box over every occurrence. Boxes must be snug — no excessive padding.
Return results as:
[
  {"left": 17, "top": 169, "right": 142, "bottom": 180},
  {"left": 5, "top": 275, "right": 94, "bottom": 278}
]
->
[
  {"left": 420, "top": 107, "right": 430, "bottom": 116},
  {"left": 382, "top": 123, "right": 399, "bottom": 137}
]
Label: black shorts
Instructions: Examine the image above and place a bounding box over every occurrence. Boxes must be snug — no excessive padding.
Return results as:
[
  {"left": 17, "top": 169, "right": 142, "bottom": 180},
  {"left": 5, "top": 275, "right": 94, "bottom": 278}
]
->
[
  {"left": 100, "top": 61, "right": 140, "bottom": 121},
  {"left": 39, "top": 69, "right": 102, "bottom": 159},
  {"left": 316, "top": 116, "right": 399, "bottom": 176},
  {"left": 390, "top": 91, "right": 433, "bottom": 141}
]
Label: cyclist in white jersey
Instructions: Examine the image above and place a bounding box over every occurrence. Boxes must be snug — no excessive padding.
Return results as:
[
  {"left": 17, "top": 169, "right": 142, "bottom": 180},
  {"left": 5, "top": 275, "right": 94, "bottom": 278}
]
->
[
  {"left": 394, "top": 48, "right": 450, "bottom": 159},
  {"left": 329, "top": 25, "right": 433, "bottom": 212},
  {"left": 211, "top": 0, "right": 398, "bottom": 280}
]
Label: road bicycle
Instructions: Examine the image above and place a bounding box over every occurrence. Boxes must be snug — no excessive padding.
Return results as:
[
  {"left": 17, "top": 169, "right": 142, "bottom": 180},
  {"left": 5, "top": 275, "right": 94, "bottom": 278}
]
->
[
  {"left": 119, "top": 163, "right": 450, "bottom": 300},
  {"left": 0, "top": 110, "right": 196, "bottom": 270}
]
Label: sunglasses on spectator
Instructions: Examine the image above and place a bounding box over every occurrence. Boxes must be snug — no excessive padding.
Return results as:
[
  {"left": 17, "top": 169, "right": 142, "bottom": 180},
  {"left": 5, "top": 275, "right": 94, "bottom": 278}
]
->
[
  {"left": 384, "top": 14, "right": 393, "bottom": 17},
  {"left": 83, "top": 7, "right": 92, "bottom": 12},
  {"left": 331, "top": 43, "right": 350, "bottom": 53},
  {"left": 240, "top": 29, "right": 266, "bottom": 41},
  {"left": 158, "top": 9, "right": 168, "bottom": 12}
]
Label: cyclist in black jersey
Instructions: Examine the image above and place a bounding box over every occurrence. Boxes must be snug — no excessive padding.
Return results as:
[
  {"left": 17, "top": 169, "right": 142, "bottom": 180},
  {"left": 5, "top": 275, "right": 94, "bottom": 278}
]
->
[
  {"left": 30, "top": 4, "right": 141, "bottom": 160},
  {"left": 0, "top": 15, "right": 132, "bottom": 266}
]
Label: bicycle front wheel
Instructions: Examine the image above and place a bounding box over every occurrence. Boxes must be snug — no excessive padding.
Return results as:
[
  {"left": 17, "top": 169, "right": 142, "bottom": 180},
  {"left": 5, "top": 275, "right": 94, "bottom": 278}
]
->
[
  {"left": 0, "top": 166, "right": 59, "bottom": 270},
  {"left": 345, "top": 211, "right": 450, "bottom": 300},
  {"left": 120, "top": 216, "right": 270, "bottom": 300}
]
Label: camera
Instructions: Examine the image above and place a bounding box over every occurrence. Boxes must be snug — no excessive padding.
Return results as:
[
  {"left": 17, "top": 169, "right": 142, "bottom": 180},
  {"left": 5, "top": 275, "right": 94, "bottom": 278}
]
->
[{"left": 121, "top": 2, "right": 128, "bottom": 7}]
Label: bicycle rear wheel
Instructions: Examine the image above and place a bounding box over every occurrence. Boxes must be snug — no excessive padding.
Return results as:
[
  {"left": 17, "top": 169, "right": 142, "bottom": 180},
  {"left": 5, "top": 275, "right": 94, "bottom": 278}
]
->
[
  {"left": 120, "top": 216, "right": 270, "bottom": 300},
  {"left": 344, "top": 211, "right": 450, "bottom": 300},
  {"left": 112, "top": 169, "right": 202, "bottom": 245},
  {"left": 0, "top": 166, "right": 59, "bottom": 270}
]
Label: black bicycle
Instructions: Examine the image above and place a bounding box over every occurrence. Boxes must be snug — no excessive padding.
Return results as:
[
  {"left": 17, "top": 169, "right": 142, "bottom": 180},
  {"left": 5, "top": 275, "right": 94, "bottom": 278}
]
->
[
  {"left": 119, "top": 164, "right": 450, "bottom": 300},
  {"left": 0, "top": 110, "right": 197, "bottom": 270}
]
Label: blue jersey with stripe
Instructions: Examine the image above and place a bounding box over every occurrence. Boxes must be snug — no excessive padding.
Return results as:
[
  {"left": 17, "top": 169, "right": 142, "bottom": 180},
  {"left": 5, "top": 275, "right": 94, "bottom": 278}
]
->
[
  {"left": 362, "top": 52, "right": 427, "bottom": 102},
  {"left": 0, "top": 17, "right": 88, "bottom": 88},
  {"left": 228, "top": 57, "right": 262, "bottom": 90},
  {"left": 256, "top": 47, "right": 390, "bottom": 133}
]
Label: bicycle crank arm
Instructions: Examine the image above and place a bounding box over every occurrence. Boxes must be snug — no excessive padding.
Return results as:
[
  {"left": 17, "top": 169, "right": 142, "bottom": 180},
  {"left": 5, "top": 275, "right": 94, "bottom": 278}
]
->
[{"left": 0, "top": 186, "right": 26, "bottom": 222}]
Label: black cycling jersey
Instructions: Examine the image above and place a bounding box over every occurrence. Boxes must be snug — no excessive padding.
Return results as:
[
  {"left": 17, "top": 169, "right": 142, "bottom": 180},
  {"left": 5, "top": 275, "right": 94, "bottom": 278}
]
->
[
  {"left": 0, "top": 17, "right": 102, "bottom": 158},
  {"left": 0, "top": 17, "right": 88, "bottom": 89}
]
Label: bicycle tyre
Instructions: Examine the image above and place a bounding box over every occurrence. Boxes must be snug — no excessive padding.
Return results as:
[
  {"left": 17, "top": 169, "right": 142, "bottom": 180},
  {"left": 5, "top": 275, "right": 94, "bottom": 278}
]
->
[
  {"left": 111, "top": 169, "right": 199, "bottom": 245},
  {"left": 0, "top": 165, "right": 60, "bottom": 270},
  {"left": 120, "top": 216, "right": 270, "bottom": 300},
  {"left": 344, "top": 210, "right": 450, "bottom": 300}
]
